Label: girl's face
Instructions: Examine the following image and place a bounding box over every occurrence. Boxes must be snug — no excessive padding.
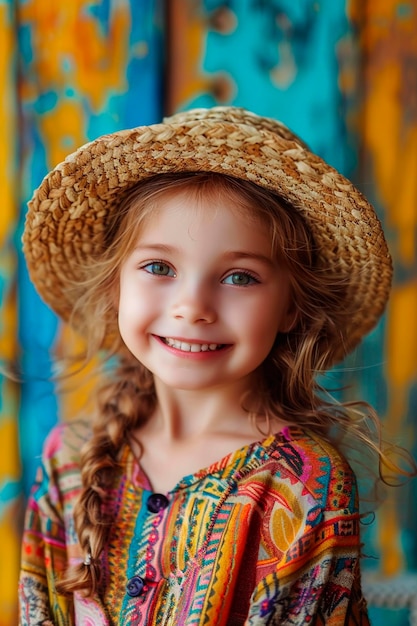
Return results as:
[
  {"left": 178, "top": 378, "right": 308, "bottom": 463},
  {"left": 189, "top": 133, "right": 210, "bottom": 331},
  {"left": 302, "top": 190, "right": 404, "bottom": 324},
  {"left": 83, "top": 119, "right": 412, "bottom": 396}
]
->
[{"left": 117, "top": 189, "right": 295, "bottom": 394}]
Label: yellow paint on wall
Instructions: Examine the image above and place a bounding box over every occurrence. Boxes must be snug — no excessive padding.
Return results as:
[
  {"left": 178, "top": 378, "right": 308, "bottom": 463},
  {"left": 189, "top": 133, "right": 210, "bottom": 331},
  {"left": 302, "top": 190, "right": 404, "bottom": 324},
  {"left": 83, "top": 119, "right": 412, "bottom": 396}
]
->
[
  {"left": 378, "top": 498, "right": 404, "bottom": 576},
  {"left": 349, "top": 0, "right": 417, "bottom": 266},
  {"left": 0, "top": 4, "right": 17, "bottom": 235},
  {"left": 166, "top": 0, "right": 212, "bottom": 113},
  {"left": 55, "top": 325, "right": 101, "bottom": 423},
  {"left": 387, "top": 282, "right": 417, "bottom": 388},
  {"left": 347, "top": 0, "right": 417, "bottom": 578},
  {"left": 364, "top": 64, "right": 417, "bottom": 265},
  {"left": 0, "top": 417, "right": 21, "bottom": 624},
  {"left": 39, "top": 99, "right": 88, "bottom": 168},
  {"left": 0, "top": 285, "right": 17, "bottom": 360},
  {"left": 0, "top": 4, "right": 20, "bottom": 625},
  {"left": 19, "top": 0, "right": 132, "bottom": 113},
  {"left": 0, "top": 416, "right": 20, "bottom": 479},
  {"left": 385, "top": 282, "right": 417, "bottom": 452},
  {"left": 0, "top": 512, "right": 21, "bottom": 625},
  {"left": 390, "top": 126, "right": 417, "bottom": 264}
]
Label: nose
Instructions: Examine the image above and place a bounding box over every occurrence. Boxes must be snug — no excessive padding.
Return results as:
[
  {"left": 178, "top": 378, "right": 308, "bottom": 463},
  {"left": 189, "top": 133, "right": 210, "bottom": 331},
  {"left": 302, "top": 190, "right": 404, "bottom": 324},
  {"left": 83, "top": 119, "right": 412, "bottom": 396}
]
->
[{"left": 171, "top": 280, "right": 217, "bottom": 324}]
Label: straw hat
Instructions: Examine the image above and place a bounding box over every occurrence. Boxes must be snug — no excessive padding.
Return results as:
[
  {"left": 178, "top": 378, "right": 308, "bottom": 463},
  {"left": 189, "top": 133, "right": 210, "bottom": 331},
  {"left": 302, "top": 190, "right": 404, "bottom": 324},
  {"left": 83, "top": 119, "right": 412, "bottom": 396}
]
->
[{"left": 23, "top": 106, "right": 392, "bottom": 361}]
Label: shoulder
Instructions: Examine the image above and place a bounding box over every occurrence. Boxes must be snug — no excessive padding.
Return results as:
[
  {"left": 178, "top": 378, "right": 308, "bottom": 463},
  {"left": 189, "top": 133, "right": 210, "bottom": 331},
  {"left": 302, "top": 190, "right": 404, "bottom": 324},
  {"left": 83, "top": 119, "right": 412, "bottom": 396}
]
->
[
  {"left": 27, "top": 420, "right": 92, "bottom": 523},
  {"left": 37, "top": 419, "right": 92, "bottom": 494},
  {"left": 263, "top": 427, "right": 358, "bottom": 512},
  {"left": 43, "top": 418, "right": 92, "bottom": 464}
]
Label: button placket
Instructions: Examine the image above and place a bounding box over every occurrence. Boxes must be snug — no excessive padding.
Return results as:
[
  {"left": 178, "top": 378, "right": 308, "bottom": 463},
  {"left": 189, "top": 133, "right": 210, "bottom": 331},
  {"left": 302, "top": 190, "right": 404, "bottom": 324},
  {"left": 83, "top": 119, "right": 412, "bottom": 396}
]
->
[
  {"left": 125, "top": 493, "right": 169, "bottom": 603},
  {"left": 144, "top": 493, "right": 169, "bottom": 581}
]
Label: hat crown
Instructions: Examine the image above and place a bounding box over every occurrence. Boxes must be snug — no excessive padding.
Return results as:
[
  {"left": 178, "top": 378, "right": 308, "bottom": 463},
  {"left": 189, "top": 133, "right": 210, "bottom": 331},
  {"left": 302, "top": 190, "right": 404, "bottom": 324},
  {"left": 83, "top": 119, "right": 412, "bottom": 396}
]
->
[{"left": 163, "top": 106, "right": 309, "bottom": 150}]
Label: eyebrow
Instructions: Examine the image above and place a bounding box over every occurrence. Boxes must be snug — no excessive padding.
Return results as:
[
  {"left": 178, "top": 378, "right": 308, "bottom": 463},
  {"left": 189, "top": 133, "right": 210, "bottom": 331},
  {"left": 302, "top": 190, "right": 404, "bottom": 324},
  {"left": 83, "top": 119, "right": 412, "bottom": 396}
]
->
[
  {"left": 134, "top": 244, "right": 275, "bottom": 267},
  {"left": 133, "top": 244, "right": 176, "bottom": 254},
  {"left": 222, "top": 251, "right": 275, "bottom": 267}
]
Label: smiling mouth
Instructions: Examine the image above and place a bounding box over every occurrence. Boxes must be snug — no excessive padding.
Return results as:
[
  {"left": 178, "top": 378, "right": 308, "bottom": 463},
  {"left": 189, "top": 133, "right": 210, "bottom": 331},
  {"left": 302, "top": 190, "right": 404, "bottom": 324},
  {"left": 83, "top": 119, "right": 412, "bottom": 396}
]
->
[{"left": 161, "top": 337, "right": 226, "bottom": 352}]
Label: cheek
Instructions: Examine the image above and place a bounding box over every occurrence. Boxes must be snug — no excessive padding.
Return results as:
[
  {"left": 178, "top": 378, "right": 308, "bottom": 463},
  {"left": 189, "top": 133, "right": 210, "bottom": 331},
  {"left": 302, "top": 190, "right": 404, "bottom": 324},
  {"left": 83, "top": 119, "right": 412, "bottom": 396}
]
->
[
  {"left": 259, "top": 316, "right": 282, "bottom": 348},
  {"left": 249, "top": 308, "right": 289, "bottom": 355},
  {"left": 118, "top": 284, "right": 162, "bottom": 336},
  {"left": 246, "top": 297, "right": 286, "bottom": 332},
  {"left": 118, "top": 290, "right": 142, "bottom": 329}
]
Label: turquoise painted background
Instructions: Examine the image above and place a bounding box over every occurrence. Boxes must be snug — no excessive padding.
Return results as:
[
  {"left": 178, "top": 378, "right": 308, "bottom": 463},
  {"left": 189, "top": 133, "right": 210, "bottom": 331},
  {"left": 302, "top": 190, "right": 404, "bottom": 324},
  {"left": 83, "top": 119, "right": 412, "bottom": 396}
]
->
[{"left": 1, "top": 0, "right": 416, "bottom": 623}]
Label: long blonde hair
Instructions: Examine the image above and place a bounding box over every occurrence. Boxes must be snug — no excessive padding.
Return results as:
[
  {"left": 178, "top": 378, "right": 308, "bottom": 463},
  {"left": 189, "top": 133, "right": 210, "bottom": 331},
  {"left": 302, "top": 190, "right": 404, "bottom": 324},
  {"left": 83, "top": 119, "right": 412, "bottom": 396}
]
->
[{"left": 57, "top": 171, "right": 414, "bottom": 596}]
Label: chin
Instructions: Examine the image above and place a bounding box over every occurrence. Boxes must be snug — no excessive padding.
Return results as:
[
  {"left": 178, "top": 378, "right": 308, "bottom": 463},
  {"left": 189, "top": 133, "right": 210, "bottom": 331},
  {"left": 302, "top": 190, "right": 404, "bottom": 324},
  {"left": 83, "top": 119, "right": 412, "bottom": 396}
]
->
[{"left": 157, "top": 375, "right": 222, "bottom": 392}]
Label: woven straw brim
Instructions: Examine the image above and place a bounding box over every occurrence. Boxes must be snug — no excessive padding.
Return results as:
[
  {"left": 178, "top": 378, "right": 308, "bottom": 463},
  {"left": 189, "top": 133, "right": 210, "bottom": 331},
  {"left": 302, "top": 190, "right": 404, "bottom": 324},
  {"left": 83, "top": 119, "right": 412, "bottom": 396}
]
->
[{"left": 23, "top": 107, "right": 392, "bottom": 362}]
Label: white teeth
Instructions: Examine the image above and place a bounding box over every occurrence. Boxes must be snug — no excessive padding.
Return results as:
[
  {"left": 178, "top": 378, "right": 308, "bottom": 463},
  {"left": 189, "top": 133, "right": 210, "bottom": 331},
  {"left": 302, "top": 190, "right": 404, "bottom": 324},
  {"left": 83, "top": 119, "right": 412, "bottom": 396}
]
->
[{"left": 164, "top": 338, "right": 221, "bottom": 352}]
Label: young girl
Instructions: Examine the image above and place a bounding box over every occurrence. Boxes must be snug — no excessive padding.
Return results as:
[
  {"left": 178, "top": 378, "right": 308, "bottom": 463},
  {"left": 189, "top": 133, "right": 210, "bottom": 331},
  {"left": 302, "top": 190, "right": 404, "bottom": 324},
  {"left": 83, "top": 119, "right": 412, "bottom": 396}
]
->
[{"left": 19, "top": 106, "right": 400, "bottom": 625}]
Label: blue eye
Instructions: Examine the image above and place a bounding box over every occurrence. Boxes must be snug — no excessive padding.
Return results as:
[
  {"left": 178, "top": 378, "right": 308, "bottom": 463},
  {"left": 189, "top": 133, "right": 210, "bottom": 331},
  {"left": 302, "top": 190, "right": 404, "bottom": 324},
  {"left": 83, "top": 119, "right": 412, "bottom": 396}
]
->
[
  {"left": 143, "top": 262, "right": 175, "bottom": 277},
  {"left": 222, "top": 272, "right": 258, "bottom": 286}
]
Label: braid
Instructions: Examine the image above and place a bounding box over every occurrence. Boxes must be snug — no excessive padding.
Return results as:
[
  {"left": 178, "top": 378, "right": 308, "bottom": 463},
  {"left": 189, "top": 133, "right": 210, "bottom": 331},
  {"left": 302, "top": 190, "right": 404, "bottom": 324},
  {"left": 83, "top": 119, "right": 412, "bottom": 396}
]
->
[{"left": 57, "top": 355, "right": 155, "bottom": 596}]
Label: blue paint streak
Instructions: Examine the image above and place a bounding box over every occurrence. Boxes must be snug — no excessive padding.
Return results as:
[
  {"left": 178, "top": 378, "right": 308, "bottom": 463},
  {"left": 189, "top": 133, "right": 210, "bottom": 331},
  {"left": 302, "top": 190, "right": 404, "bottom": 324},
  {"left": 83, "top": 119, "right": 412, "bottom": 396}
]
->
[
  {"left": 87, "top": 0, "right": 164, "bottom": 138},
  {"left": 17, "top": 259, "right": 59, "bottom": 496},
  {"left": 193, "top": 0, "right": 356, "bottom": 176},
  {"left": 87, "top": 0, "right": 111, "bottom": 35},
  {"left": 32, "top": 91, "right": 58, "bottom": 115}
]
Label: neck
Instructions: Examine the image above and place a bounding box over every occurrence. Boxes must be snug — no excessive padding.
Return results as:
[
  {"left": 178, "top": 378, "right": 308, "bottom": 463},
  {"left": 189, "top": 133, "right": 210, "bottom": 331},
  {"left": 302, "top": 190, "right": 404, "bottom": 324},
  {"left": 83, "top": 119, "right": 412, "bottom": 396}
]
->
[{"left": 150, "top": 377, "right": 255, "bottom": 441}]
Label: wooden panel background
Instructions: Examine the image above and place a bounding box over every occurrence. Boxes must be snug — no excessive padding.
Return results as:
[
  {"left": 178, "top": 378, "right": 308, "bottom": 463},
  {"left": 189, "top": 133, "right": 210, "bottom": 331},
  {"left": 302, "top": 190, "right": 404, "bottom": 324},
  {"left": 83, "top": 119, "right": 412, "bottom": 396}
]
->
[{"left": 0, "top": 1, "right": 415, "bottom": 623}]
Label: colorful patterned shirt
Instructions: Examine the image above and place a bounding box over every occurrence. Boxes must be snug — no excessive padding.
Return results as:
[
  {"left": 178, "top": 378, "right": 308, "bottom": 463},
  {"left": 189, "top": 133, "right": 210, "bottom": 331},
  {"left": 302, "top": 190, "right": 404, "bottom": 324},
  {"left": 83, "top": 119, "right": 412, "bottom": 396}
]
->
[{"left": 19, "top": 420, "right": 369, "bottom": 625}]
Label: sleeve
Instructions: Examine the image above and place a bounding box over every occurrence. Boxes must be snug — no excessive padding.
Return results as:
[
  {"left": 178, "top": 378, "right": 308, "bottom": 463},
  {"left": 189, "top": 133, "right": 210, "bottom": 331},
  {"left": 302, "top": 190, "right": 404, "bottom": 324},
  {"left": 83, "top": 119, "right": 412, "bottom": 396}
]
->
[
  {"left": 245, "top": 458, "right": 370, "bottom": 625},
  {"left": 18, "top": 426, "right": 75, "bottom": 626}
]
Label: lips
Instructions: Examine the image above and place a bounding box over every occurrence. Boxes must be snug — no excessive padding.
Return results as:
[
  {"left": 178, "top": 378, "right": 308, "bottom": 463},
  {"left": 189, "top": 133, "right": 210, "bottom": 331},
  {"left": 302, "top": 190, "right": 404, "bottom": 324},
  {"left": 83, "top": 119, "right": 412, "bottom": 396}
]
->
[{"left": 161, "top": 337, "right": 225, "bottom": 352}]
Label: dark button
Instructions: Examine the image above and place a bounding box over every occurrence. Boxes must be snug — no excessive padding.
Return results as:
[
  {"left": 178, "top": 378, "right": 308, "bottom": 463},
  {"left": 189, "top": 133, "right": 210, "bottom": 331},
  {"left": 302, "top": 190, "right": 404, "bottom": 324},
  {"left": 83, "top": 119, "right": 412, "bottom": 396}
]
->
[
  {"left": 126, "top": 575, "right": 145, "bottom": 597},
  {"left": 147, "top": 493, "right": 169, "bottom": 513}
]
